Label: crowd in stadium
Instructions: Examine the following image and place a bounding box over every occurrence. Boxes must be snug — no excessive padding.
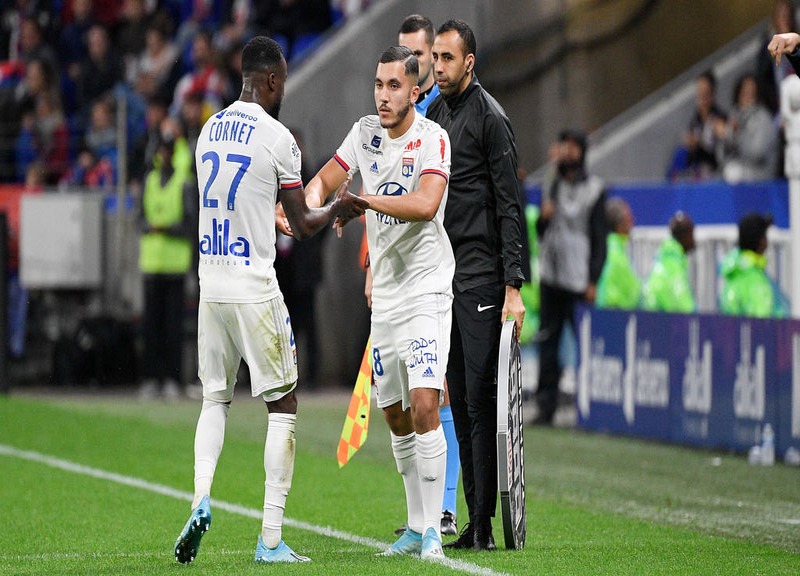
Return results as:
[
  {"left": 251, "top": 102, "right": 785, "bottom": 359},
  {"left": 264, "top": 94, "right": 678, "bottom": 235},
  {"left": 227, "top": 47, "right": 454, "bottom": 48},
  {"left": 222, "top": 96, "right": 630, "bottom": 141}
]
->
[{"left": 0, "top": 0, "right": 368, "bottom": 189}]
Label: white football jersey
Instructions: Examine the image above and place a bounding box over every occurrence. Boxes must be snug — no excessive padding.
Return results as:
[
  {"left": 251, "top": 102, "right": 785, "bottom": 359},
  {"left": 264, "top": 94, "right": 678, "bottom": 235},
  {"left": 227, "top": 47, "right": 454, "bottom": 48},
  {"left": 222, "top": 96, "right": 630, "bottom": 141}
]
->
[
  {"left": 196, "top": 101, "right": 302, "bottom": 303},
  {"left": 335, "top": 111, "right": 455, "bottom": 312}
]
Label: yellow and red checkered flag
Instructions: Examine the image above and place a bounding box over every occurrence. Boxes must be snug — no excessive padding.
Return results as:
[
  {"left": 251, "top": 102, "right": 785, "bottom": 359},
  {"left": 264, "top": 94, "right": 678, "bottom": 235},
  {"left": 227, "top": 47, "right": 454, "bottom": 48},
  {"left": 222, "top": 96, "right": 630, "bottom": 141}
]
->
[{"left": 337, "top": 338, "right": 373, "bottom": 468}]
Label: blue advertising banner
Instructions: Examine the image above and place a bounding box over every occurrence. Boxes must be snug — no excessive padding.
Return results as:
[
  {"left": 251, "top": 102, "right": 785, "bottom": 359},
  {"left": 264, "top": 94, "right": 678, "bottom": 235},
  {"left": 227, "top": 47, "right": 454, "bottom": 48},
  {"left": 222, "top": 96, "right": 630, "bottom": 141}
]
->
[
  {"left": 577, "top": 308, "right": 794, "bottom": 458},
  {"left": 775, "top": 320, "right": 800, "bottom": 457},
  {"left": 526, "top": 180, "right": 789, "bottom": 228}
]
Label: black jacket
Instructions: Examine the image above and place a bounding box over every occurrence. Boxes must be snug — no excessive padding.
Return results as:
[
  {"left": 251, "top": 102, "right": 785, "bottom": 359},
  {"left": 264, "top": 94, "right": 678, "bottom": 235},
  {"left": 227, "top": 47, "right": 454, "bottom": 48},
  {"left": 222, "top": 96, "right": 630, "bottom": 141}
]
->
[{"left": 428, "top": 76, "right": 527, "bottom": 292}]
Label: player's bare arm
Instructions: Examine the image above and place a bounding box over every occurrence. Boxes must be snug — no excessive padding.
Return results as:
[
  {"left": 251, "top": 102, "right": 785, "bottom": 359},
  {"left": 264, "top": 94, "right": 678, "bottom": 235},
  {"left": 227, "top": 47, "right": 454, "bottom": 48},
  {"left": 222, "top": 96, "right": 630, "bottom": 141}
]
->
[
  {"left": 363, "top": 172, "right": 447, "bottom": 222},
  {"left": 769, "top": 32, "right": 800, "bottom": 65},
  {"left": 279, "top": 178, "right": 365, "bottom": 240},
  {"left": 305, "top": 158, "right": 349, "bottom": 208}
]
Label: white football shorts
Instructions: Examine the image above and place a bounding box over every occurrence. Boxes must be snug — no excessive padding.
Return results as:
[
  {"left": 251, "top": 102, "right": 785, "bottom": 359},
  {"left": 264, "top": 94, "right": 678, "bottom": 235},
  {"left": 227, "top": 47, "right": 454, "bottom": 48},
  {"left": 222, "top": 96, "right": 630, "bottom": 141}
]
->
[
  {"left": 371, "top": 293, "right": 452, "bottom": 411},
  {"left": 197, "top": 297, "right": 298, "bottom": 402}
]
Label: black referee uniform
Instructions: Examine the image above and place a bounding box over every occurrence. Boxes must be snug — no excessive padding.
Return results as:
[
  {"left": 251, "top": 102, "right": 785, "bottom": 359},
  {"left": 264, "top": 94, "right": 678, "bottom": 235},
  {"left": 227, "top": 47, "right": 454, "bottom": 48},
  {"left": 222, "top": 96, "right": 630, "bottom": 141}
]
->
[{"left": 429, "top": 75, "right": 527, "bottom": 545}]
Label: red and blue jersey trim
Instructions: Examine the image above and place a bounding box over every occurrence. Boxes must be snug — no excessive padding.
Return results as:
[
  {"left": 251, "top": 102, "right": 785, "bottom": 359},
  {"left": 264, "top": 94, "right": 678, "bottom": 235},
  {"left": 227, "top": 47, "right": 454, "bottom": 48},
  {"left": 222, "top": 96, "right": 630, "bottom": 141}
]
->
[
  {"left": 420, "top": 169, "right": 449, "bottom": 182},
  {"left": 280, "top": 181, "right": 303, "bottom": 190},
  {"left": 334, "top": 154, "right": 350, "bottom": 172}
]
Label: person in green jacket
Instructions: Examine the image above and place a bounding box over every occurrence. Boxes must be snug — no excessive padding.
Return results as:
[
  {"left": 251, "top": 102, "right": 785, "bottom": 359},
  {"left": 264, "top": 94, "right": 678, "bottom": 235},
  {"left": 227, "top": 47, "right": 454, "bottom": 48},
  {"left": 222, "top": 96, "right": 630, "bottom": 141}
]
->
[
  {"left": 719, "top": 212, "right": 789, "bottom": 317},
  {"left": 597, "top": 197, "right": 640, "bottom": 309},
  {"left": 642, "top": 212, "right": 696, "bottom": 313},
  {"left": 138, "top": 127, "right": 195, "bottom": 399}
]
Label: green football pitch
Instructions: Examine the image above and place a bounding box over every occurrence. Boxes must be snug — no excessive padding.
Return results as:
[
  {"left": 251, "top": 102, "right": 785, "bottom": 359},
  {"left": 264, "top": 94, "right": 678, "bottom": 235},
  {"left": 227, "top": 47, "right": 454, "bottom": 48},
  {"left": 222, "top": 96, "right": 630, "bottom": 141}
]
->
[{"left": 1, "top": 388, "right": 798, "bottom": 576}]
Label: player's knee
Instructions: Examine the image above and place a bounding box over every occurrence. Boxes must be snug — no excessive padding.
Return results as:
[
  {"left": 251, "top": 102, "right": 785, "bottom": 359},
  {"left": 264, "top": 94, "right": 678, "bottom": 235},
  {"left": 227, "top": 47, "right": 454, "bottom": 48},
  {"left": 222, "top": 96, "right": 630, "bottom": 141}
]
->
[{"left": 264, "top": 388, "right": 298, "bottom": 414}]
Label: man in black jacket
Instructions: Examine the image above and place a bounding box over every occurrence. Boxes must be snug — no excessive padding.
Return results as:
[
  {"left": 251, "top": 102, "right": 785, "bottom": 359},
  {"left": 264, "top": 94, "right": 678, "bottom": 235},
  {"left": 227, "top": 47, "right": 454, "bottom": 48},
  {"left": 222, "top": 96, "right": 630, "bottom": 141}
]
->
[{"left": 428, "top": 19, "right": 527, "bottom": 551}]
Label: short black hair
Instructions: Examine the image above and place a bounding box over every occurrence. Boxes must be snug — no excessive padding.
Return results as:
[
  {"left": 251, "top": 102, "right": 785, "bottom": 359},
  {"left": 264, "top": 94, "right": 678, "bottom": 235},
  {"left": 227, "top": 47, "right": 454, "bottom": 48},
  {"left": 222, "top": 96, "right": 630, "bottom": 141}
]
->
[
  {"left": 437, "top": 19, "right": 476, "bottom": 57},
  {"left": 558, "top": 128, "right": 587, "bottom": 158},
  {"left": 399, "top": 14, "right": 434, "bottom": 46},
  {"left": 241, "top": 36, "right": 284, "bottom": 74},
  {"left": 738, "top": 212, "right": 772, "bottom": 252},
  {"left": 379, "top": 45, "right": 419, "bottom": 82}
]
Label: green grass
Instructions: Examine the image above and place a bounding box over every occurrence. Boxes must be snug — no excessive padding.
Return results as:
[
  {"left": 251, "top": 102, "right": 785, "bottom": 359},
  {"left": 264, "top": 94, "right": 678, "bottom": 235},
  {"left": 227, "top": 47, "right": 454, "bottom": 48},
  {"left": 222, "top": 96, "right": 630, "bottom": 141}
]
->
[{"left": 1, "top": 389, "right": 798, "bottom": 575}]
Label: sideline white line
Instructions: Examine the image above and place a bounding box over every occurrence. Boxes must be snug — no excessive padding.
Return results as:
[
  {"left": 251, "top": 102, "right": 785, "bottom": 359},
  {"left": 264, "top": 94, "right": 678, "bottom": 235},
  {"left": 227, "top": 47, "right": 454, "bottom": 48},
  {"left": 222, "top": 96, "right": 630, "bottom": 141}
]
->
[{"left": 0, "top": 444, "right": 514, "bottom": 576}]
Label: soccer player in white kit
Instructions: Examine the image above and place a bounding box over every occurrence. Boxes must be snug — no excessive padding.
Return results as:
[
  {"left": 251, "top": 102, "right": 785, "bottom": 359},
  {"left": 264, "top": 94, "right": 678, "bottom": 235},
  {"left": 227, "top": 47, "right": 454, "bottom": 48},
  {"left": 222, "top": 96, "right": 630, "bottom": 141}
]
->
[
  {"left": 305, "top": 45, "right": 454, "bottom": 560},
  {"left": 174, "top": 36, "right": 366, "bottom": 565}
]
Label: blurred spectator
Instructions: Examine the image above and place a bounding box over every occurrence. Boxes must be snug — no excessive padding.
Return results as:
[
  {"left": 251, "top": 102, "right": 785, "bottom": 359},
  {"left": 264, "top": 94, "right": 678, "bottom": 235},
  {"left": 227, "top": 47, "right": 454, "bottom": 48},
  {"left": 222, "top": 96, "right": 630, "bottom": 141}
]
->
[
  {"left": 17, "top": 16, "right": 55, "bottom": 66},
  {"left": 719, "top": 212, "right": 789, "bottom": 317},
  {"left": 4, "top": 160, "right": 43, "bottom": 359},
  {"left": 220, "top": 39, "right": 244, "bottom": 104},
  {"left": 667, "top": 70, "right": 727, "bottom": 180},
  {"left": 534, "top": 129, "right": 607, "bottom": 425},
  {"left": 58, "top": 0, "right": 95, "bottom": 79},
  {"left": 1, "top": 57, "right": 58, "bottom": 181},
  {"left": 15, "top": 90, "right": 69, "bottom": 184},
  {"left": 116, "top": 0, "right": 150, "bottom": 65},
  {"left": 171, "top": 28, "right": 230, "bottom": 121},
  {"left": 758, "top": 0, "right": 797, "bottom": 114},
  {"left": 75, "top": 24, "right": 122, "bottom": 117},
  {"left": 131, "top": 94, "right": 169, "bottom": 184},
  {"left": 179, "top": 89, "right": 204, "bottom": 161},
  {"left": 84, "top": 96, "right": 116, "bottom": 158},
  {"left": 131, "top": 18, "right": 181, "bottom": 103},
  {"left": 137, "top": 128, "right": 195, "bottom": 400},
  {"left": 715, "top": 72, "right": 778, "bottom": 183},
  {"left": 596, "top": 197, "right": 640, "bottom": 310},
  {"left": 642, "top": 212, "right": 696, "bottom": 313},
  {"left": 59, "top": 145, "right": 115, "bottom": 190},
  {"left": 0, "top": 1, "right": 55, "bottom": 61},
  {"left": 60, "top": 96, "right": 117, "bottom": 189}
]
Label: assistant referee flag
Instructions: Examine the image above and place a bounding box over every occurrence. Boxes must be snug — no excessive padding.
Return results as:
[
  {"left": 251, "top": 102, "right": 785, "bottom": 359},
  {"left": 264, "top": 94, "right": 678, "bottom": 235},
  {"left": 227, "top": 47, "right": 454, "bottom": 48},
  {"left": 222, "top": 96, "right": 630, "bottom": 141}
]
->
[{"left": 337, "top": 339, "right": 372, "bottom": 467}]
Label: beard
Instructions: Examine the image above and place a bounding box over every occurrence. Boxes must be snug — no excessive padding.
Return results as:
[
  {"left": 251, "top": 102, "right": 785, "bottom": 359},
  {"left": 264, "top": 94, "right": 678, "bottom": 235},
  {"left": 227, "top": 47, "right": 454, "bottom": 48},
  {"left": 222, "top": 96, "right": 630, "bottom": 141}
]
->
[
  {"left": 268, "top": 99, "right": 282, "bottom": 120},
  {"left": 557, "top": 159, "right": 583, "bottom": 177},
  {"left": 380, "top": 101, "right": 412, "bottom": 130}
]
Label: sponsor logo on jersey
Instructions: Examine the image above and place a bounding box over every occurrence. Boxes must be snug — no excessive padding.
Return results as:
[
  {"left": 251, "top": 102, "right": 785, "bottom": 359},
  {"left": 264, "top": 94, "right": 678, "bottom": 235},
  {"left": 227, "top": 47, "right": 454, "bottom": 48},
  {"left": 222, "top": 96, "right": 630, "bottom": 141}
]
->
[
  {"left": 402, "top": 157, "right": 414, "bottom": 178},
  {"left": 422, "top": 367, "right": 435, "bottom": 378},
  {"left": 225, "top": 108, "right": 259, "bottom": 122},
  {"left": 199, "top": 217, "right": 251, "bottom": 265},
  {"left": 404, "top": 138, "right": 421, "bottom": 151},
  {"left": 370, "top": 161, "right": 379, "bottom": 174},
  {"left": 371, "top": 135, "right": 382, "bottom": 148},
  {"left": 375, "top": 181, "right": 407, "bottom": 225},
  {"left": 362, "top": 142, "right": 383, "bottom": 155}
]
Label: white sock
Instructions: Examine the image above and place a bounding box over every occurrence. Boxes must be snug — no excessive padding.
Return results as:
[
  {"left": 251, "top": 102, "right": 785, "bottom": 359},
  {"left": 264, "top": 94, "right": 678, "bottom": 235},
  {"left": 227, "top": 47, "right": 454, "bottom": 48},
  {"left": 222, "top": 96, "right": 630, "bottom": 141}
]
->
[
  {"left": 391, "top": 431, "right": 423, "bottom": 534},
  {"left": 261, "top": 412, "right": 297, "bottom": 549},
  {"left": 192, "top": 399, "right": 230, "bottom": 508},
  {"left": 416, "top": 425, "right": 447, "bottom": 537}
]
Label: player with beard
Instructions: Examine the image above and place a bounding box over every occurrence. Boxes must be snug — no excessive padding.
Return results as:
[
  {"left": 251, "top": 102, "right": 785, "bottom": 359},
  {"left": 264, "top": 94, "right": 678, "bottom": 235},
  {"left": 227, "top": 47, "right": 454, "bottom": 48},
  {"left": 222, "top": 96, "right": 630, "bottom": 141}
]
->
[
  {"left": 534, "top": 129, "right": 607, "bottom": 425},
  {"left": 361, "top": 13, "right": 461, "bottom": 539},
  {"left": 174, "top": 36, "right": 366, "bottom": 565},
  {"left": 304, "top": 45, "right": 454, "bottom": 561}
]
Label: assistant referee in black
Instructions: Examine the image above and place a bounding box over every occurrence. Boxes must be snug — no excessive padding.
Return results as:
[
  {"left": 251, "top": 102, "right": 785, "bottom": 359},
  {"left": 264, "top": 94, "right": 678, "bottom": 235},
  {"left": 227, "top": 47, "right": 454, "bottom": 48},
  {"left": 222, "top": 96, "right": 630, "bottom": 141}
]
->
[{"left": 428, "top": 19, "right": 527, "bottom": 551}]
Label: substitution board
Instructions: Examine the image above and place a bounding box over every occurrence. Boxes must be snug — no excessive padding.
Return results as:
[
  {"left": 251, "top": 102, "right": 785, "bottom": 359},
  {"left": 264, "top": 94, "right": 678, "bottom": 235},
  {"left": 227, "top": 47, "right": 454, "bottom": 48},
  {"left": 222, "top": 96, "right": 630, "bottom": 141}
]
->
[{"left": 496, "top": 319, "right": 526, "bottom": 549}]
